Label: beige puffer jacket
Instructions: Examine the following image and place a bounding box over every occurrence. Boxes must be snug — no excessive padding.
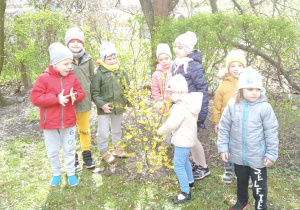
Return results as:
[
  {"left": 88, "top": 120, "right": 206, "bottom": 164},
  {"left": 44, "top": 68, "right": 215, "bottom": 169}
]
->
[{"left": 158, "top": 92, "right": 203, "bottom": 148}]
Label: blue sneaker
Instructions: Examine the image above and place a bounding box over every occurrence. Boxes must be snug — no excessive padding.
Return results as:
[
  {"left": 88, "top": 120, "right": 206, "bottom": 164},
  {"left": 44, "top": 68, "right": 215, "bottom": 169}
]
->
[
  {"left": 68, "top": 175, "right": 79, "bottom": 186},
  {"left": 51, "top": 175, "right": 61, "bottom": 186}
]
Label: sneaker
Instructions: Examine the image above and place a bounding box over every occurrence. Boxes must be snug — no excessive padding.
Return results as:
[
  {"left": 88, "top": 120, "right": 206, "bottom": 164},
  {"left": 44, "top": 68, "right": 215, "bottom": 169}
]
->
[
  {"left": 172, "top": 192, "right": 192, "bottom": 204},
  {"left": 68, "top": 175, "right": 79, "bottom": 186},
  {"left": 193, "top": 166, "right": 211, "bottom": 180},
  {"left": 222, "top": 162, "right": 234, "bottom": 183},
  {"left": 82, "top": 150, "right": 95, "bottom": 169},
  {"left": 75, "top": 153, "right": 82, "bottom": 172},
  {"left": 101, "top": 151, "right": 116, "bottom": 164},
  {"left": 231, "top": 200, "right": 249, "bottom": 210},
  {"left": 191, "top": 161, "right": 197, "bottom": 172},
  {"left": 50, "top": 175, "right": 61, "bottom": 186},
  {"left": 189, "top": 182, "right": 196, "bottom": 190},
  {"left": 248, "top": 177, "right": 253, "bottom": 188},
  {"left": 112, "top": 147, "right": 128, "bottom": 158}
]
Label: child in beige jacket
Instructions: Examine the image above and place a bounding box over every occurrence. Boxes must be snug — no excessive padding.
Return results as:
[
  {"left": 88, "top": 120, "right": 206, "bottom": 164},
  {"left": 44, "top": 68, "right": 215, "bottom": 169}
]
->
[{"left": 157, "top": 74, "right": 203, "bottom": 204}]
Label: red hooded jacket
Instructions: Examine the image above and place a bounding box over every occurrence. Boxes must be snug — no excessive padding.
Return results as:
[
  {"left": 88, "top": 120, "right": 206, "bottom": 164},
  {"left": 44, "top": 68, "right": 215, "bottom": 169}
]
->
[{"left": 30, "top": 65, "right": 86, "bottom": 129}]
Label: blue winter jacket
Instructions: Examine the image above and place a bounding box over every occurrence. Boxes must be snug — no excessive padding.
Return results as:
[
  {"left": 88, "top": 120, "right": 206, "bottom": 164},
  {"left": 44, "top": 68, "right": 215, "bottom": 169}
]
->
[
  {"left": 217, "top": 96, "right": 279, "bottom": 168},
  {"left": 172, "top": 50, "right": 209, "bottom": 121}
]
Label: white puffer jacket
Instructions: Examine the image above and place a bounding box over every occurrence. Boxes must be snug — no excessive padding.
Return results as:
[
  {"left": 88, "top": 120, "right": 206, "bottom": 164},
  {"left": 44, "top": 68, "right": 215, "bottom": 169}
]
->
[{"left": 158, "top": 92, "right": 203, "bottom": 148}]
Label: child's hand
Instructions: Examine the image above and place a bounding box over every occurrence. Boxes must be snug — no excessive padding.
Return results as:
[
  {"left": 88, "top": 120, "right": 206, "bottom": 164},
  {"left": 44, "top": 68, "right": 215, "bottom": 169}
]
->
[
  {"left": 263, "top": 157, "right": 273, "bottom": 166},
  {"left": 157, "top": 130, "right": 162, "bottom": 136},
  {"left": 214, "top": 124, "right": 219, "bottom": 134},
  {"left": 221, "top": 152, "right": 228, "bottom": 162},
  {"left": 102, "top": 103, "right": 113, "bottom": 113},
  {"left": 58, "top": 89, "right": 69, "bottom": 106},
  {"left": 69, "top": 87, "right": 77, "bottom": 105}
]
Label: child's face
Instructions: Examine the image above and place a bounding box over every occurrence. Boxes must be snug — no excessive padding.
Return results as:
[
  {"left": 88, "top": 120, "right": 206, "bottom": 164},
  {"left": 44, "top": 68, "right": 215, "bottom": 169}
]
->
[
  {"left": 158, "top": 54, "right": 172, "bottom": 70},
  {"left": 104, "top": 54, "right": 118, "bottom": 65},
  {"left": 53, "top": 58, "right": 73, "bottom": 77},
  {"left": 229, "top": 61, "right": 244, "bottom": 78},
  {"left": 68, "top": 40, "right": 84, "bottom": 53},
  {"left": 170, "top": 91, "right": 182, "bottom": 103},
  {"left": 174, "top": 43, "right": 188, "bottom": 58},
  {"left": 242, "top": 88, "right": 261, "bottom": 102}
]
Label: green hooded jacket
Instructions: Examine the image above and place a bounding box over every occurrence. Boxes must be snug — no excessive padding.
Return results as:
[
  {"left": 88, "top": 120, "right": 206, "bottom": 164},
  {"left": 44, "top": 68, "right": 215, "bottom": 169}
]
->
[
  {"left": 91, "top": 65, "right": 131, "bottom": 115},
  {"left": 72, "top": 53, "right": 94, "bottom": 113}
]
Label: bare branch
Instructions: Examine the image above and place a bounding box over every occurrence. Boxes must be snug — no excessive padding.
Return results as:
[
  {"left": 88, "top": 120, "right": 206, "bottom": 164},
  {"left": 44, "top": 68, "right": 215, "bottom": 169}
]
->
[
  {"left": 249, "top": 0, "right": 258, "bottom": 16},
  {"left": 234, "top": 43, "right": 300, "bottom": 92},
  {"left": 231, "top": 0, "right": 244, "bottom": 14}
]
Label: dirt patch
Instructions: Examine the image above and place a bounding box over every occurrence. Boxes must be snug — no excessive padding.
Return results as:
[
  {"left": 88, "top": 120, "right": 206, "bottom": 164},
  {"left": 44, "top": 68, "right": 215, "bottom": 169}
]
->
[{"left": 1, "top": 87, "right": 299, "bottom": 180}]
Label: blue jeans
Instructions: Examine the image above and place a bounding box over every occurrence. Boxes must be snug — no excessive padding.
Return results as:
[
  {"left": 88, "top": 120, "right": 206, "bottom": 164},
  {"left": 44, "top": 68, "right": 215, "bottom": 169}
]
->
[{"left": 174, "top": 146, "right": 194, "bottom": 193}]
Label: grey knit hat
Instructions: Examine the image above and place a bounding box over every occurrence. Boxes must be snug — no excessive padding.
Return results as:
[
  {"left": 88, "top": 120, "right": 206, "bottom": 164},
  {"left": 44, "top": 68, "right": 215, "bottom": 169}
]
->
[
  {"left": 49, "top": 42, "right": 73, "bottom": 65},
  {"left": 166, "top": 74, "right": 188, "bottom": 92},
  {"left": 100, "top": 42, "right": 117, "bottom": 61},
  {"left": 175, "top": 31, "right": 197, "bottom": 54},
  {"left": 65, "top": 27, "right": 85, "bottom": 46}
]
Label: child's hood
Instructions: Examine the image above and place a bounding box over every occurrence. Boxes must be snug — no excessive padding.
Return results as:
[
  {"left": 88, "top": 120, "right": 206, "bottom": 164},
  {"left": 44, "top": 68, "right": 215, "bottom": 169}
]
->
[
  {"left": 188, "top": 50, "right": 202, "bottom": 64},
  {"left": 179, "top": 92, "right": 203, "bottom": 115}
]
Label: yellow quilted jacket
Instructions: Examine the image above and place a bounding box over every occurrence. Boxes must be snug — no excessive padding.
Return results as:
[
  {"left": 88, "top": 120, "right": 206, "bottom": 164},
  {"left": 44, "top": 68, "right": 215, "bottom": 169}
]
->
[{"left": 212, "top": 75, "right": 238, "bottom": 125}]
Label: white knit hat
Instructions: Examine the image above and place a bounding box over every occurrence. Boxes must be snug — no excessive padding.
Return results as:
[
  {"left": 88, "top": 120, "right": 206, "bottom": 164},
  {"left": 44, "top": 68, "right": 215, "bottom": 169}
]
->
[
  {"left": 65, "top": 27, "right": 85, "bottom": 46},
  {"left": 175, "top": 31, "right": 197, "bottom": 54},
  {"left": 226, "top": 50, "right": 246, "bottom": 71},
  {"left": 100, "top": 42, "right": 117, "bottom": 61},
  {"left": 49, "top": 42, "right": 73, "bottom": 65},
  {"left": 156, "top": 43, "right": 172, "bottom": 59},
  {"left": 166, "top": 74, "right": 188, "bottom": 92},
  {"left": 238, "top": 67, "right": 264, "bottom": 91}
]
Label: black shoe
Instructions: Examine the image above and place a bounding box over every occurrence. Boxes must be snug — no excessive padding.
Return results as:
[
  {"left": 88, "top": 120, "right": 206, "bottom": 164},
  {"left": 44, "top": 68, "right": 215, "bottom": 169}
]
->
[
  {"left": 82, "top": 150, "right": 95, "bottom": 169},
  {"left": 231, "top": 200, "right": 249, "bottom": 210},
  {"left": 75, "top": 153, "right": 82, "bottom": 172},
  {"left": 193, "top": 165, "right": 211, "bottom": 180},
  {"left": 191, "top": 161, "right": 197, "bottom": 172},
  {"left": 172, "top": 192, "right": 192, "bottom": 204},
  {"left": 189, "top": 182, "right": 196, "bottom": 190}
]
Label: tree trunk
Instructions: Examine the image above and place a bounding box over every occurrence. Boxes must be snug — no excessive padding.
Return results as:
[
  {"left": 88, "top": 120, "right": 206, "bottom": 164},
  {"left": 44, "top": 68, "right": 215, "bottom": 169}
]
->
[
  {"left": 0, "top": 0, "right": 5, "bottom": 76},
  {"left": 0, "top": 0, "right": 11, "bottom": 106},
  {"left": 19, "top": 38, "right": 32, "bottom": 90},
  {"left": 209, "top": 0, "right": 218, "bottom": 13},
  {"left": 139, "top": 0, "right": 180, "bottom": 72},
  {"left": 20, "top": 61, "right": 33, "bottom": 89}
]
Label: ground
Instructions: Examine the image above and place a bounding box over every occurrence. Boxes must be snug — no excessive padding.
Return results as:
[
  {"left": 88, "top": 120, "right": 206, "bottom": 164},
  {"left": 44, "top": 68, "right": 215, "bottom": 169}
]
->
[{"left": 0, "top": 86, "right": 299, "bottom": 181}]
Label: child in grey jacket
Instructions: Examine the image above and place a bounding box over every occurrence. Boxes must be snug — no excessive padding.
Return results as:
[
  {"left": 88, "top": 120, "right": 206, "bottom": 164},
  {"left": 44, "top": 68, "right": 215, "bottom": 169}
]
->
[
  {"left": 217, "top": 67, "right": 279, "bottom": 210},
  {"left": 157, "top": 74, "right": 203, "bottom": 204}
]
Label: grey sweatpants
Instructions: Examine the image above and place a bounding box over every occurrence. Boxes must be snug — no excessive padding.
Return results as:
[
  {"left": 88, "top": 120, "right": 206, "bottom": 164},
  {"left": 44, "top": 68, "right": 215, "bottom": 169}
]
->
[
  {"left": 43, "top": 126, "right": 76, "bottom": 176},
  {"left": 96, "top": 114, "right": 122, "bottom": 154}
]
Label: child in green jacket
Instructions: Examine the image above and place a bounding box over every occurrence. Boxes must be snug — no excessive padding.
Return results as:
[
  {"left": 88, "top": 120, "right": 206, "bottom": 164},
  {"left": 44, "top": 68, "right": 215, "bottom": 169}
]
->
[{"left": 91, "top": 42, "right": 131, "bottom": 164}]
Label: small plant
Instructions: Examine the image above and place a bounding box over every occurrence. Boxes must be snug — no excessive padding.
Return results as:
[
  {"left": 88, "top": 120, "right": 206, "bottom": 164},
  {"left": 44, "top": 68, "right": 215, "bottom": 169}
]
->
[{"left": 26, "top": 108, "right": 39, "bottom": 122}]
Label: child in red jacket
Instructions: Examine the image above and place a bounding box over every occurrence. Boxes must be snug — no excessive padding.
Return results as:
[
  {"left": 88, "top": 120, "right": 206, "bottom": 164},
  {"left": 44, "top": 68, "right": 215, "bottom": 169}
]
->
[{"left": 30, "top": 42, "right": 85, "bottom": 186}]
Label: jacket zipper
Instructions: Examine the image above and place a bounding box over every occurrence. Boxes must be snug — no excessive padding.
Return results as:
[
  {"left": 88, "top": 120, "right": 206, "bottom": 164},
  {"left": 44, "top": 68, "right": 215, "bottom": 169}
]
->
[
  {"left": 60, "top": 77, "right": 64, "bottom": 129},
  {"left": 242, "top": 100, "right": 249, "bottom": 166}
]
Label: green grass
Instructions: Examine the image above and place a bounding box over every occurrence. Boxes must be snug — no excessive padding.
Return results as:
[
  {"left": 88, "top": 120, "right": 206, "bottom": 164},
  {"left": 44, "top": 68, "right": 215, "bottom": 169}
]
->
[{"left": 0, "top": 138, "right": 299, "bottom": 209}]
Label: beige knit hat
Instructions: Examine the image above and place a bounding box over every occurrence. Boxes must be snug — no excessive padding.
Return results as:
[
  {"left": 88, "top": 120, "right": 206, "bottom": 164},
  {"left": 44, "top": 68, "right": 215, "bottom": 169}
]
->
[{"left": 226, "top": 50, "right": 246, "bottom": 71}]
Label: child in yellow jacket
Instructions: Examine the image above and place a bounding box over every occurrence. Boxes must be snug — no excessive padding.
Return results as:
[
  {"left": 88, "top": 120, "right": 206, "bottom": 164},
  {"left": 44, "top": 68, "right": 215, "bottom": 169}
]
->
[{"left": 212, "top": 50, "right": 246, "bottom": 184}]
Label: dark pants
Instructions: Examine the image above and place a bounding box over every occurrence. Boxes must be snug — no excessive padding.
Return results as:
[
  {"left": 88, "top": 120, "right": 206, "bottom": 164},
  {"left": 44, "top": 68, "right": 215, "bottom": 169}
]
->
[{"left": 234, "top": 164, "right": 268, "bottom": 210}]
